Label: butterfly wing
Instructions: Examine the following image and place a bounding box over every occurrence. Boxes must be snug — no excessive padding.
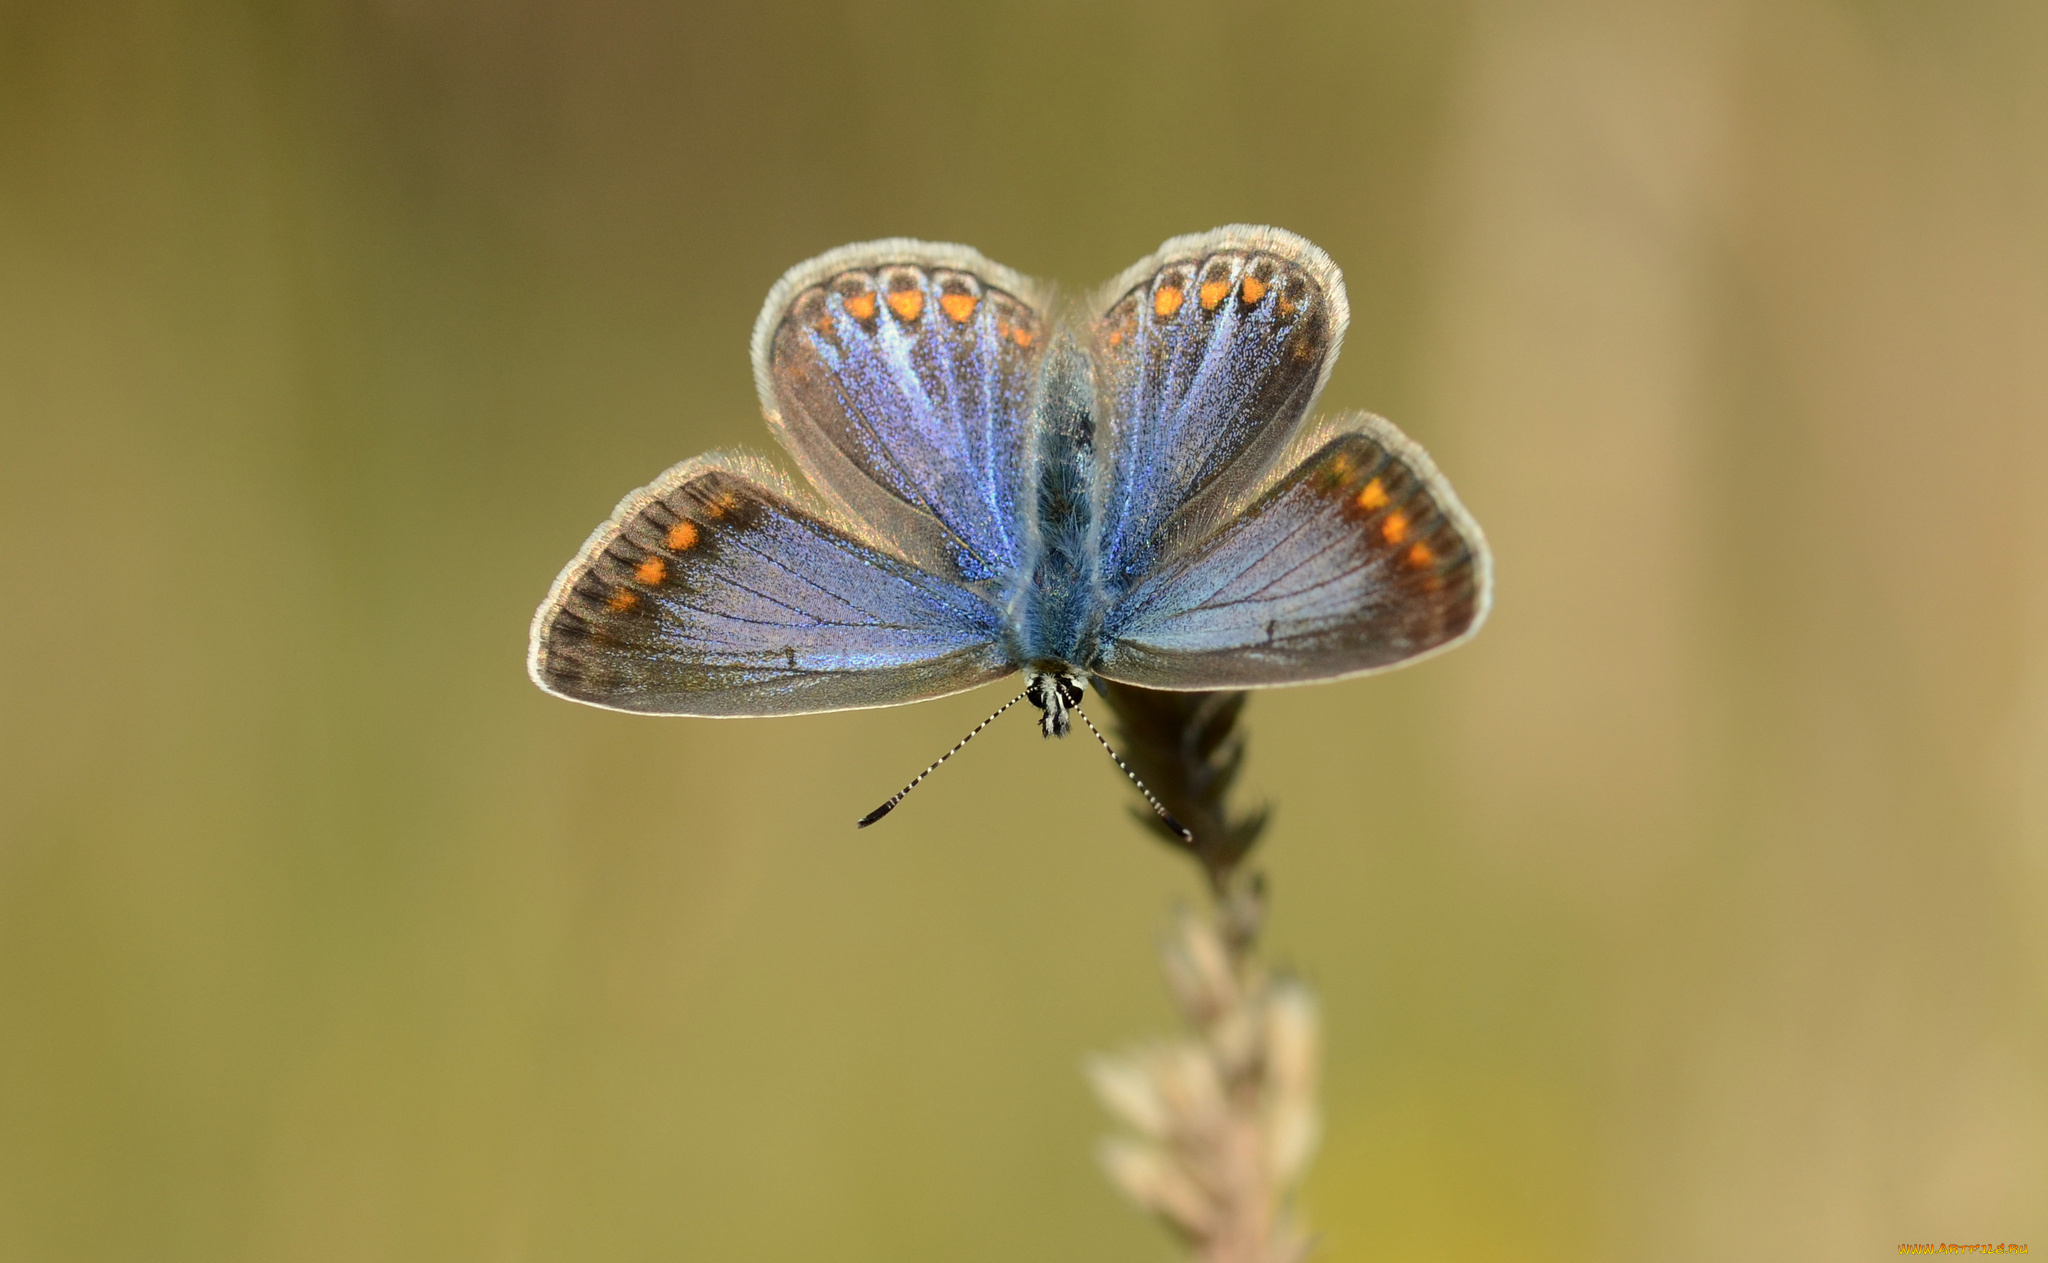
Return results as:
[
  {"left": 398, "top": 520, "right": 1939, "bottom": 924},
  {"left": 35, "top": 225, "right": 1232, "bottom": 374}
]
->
[
  {"left": 529, "top": 454, "right": 1011, "bottom": 716},
  {"left": 1088, "top": 226, "right": 1348, "bottom": 593},
  {"left": 751, "top": 239, "right": 1050, "bottom": 584},
  {"left": 1094, "top": 413, "right": 1491, "bottom": 689}
]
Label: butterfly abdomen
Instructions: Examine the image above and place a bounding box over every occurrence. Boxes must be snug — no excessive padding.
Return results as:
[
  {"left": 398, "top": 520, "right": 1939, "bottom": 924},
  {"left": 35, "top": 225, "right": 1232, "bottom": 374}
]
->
[{"left": 1009, "top": 335, "right": 1103, "bottom": 677}]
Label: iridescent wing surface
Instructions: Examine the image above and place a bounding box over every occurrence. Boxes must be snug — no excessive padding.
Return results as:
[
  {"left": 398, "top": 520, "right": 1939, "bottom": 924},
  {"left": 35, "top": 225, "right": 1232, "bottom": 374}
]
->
[
  {"left": 528, "top": 455, "right": 1011, "bottom": 716},
  {"left": 1094, "top": 414, "right": 1491, "bottom": 689},
  {"left": 1087, "top": 226, "right": 1348, "bottom": 595},
  {"left": 751, "top": 239, "right": 1050, "bottom": 584}
]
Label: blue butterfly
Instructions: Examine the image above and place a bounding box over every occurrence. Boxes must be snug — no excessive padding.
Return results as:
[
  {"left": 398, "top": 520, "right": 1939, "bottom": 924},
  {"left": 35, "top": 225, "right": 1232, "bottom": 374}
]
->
[{"left": 529, "top": 227, "right": 1492, "bottom": 831}]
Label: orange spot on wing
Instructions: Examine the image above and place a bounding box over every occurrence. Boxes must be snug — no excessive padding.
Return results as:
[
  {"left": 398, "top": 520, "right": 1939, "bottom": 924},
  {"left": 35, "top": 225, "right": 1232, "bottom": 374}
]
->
[
  {"left": 666, "top": 520, "right": 699, "bottom": 551},
  {"left": 1313, "top": 452, "right": 1355, "bottom": 491},
  {"left": 1405, "top": 541, "right": 1435, "bottom": 567},
  {"left": 635, "top": 556, "right": 667, "bottom": 585},
  {"left": 701, "top": 491, "right": 740, "bottom": 519},
  {"left": 1380, "top": 510, "right": 1410, "bottom": 544},
  {"left": 887, "top": 288, "right": 924, "bottom": 322},
  {"left": 1356, "top": 478, "right": 1389, "bottom": 510},
  {"left": 939, "top": 292, "right": 977, "bottom": 323},
  {"left": 607, "top": 589, "right": 639, "bottom": 613},
  {"left": 1011, "top": 324, "right": 1035, "bottom": 348},
  {"left": 843, "top": 291, "right": 876, "bottom": 321},
  {"left": 1240, "top": 275, "right": 1269, "bottom": 304},
  {"left": 1199, "top": 279, "right": 1230, "bottom": 310},
  {"left": 1154, "top": 286, "right": 1184, "bottom": 319}
]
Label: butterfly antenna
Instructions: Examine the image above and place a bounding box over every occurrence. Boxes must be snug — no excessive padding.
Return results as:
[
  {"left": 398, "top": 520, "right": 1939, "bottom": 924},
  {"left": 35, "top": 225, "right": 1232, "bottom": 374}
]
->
[
  {"left": 1073, "top": 702, "right": 1195, "bottom": 844},
  {"left": 857, "top": 689, "right": 1030, "bottom": 828}
]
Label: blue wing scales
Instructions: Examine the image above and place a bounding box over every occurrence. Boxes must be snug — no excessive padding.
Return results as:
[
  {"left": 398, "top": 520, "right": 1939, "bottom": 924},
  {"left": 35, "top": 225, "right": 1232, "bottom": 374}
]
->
[
  {"left": 1088, "top": 226, "right": 1349, "bottom": 594},
  {"left": 528, "top": 455, "right": 1010, "bottom": 715},
  {"left": 1096, "top": 414, "right": 1492, "bottom": 689},
  {"left": 751, "top": 240, "right": 1049, "bottom": 584}
]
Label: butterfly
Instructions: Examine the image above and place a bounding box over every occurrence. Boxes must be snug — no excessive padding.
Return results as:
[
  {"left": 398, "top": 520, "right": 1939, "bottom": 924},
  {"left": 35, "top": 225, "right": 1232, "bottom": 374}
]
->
[{"left": 528, "top": 227, "right": 1492, "bottom": 833}]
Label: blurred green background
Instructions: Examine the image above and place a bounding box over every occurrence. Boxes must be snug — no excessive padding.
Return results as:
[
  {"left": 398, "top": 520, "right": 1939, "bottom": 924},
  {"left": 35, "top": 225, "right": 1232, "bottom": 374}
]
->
[{"left": 3, "top": 1, "right": 2044, "bottom": 1259}]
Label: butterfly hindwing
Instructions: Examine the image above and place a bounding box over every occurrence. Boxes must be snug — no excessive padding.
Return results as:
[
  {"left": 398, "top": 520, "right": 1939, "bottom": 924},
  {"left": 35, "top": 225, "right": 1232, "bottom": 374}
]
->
[
  {"left": 528, "top": 455, "right": 1011, "bottom": 716},
  {"left": 1095, "top": 414, "right": 1491, "bottom": 689},
  {"left": 1089, "top": 226, "right": 1348, "bottom": 593},
  {"left": 752, "top": 240, "right": 1050, "bottom": 585}
]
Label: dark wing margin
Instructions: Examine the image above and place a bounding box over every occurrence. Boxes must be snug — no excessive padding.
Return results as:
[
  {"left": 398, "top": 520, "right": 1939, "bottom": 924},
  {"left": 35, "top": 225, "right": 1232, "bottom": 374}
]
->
[
  {"left": 1088, "top": 225, "right": 1350, "bottom": 593},
  {"left": 528, "top": 454, "right": 1012, "bottom": 716},
  {"left": 750, "top": 238, "right": 1051, "bottom": 584},
  {"left": 1094, "top": 413, "right": 1492, "bottom": 690}
]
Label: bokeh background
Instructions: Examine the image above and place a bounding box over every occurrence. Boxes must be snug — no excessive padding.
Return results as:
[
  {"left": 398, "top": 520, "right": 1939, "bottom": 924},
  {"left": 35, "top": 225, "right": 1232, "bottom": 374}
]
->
[{"left": 4, "top": 1, "right": 2044, "bottom": 1259}]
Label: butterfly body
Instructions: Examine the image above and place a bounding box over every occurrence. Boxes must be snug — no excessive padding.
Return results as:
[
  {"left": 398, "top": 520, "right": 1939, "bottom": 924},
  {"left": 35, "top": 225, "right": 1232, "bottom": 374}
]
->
[
  {"left": 1006, "top": 335, "right": 1103, "bottom": 701},
  {"left": 530, "top": 227, "right": 1491, "bottom": 754}
]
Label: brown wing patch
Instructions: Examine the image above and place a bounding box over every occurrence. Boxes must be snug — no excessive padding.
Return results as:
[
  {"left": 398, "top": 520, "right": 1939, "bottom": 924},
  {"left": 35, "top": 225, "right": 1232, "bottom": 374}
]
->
[
  {"left": 1312, "top": 434, "right": 1479, "bottom": 613},
  {"left": 532, "top": 469, "right": 772, "bottom": 704}
]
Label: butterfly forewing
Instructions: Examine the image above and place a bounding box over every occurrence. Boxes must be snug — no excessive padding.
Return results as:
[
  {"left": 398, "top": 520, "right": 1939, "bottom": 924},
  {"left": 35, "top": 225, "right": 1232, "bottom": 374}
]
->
[
  {"left": 1095, "top": 414, "right": 1490, "bottom": 689},
  {"left": 1089, "top": 226, "right": 1349, "bottom": 593},
  {"left": 753, "top": 241, "right": 1049, "bottom": 584},
  {"left": 529, "top": 456, "right": 1011, "bottom": 716}
]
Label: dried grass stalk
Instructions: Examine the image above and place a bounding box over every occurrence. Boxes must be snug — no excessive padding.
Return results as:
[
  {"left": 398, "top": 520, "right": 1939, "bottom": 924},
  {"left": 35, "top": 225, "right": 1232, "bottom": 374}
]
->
[
  {"left": 1089, "top": 682, "right": 1322, "bottom": 1262},
  {"left": 1088, "top": 900, "right": 1321, "bottom": 1263}
]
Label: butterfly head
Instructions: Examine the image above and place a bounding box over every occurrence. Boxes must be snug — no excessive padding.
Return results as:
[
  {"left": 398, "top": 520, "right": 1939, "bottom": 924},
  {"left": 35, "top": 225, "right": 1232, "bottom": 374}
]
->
[{"left": 1026, "top": 669, "right": 1085, "bottom": 738}]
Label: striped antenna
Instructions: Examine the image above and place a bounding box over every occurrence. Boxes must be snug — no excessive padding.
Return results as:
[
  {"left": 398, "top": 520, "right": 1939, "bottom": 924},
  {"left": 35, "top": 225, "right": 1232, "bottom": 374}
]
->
[
  {"left": 1074, "top": 703, "right": 1195, "bottom": 843},
  {"left": 857, "top": 690, "right": 1030, "bottom": 828}
]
